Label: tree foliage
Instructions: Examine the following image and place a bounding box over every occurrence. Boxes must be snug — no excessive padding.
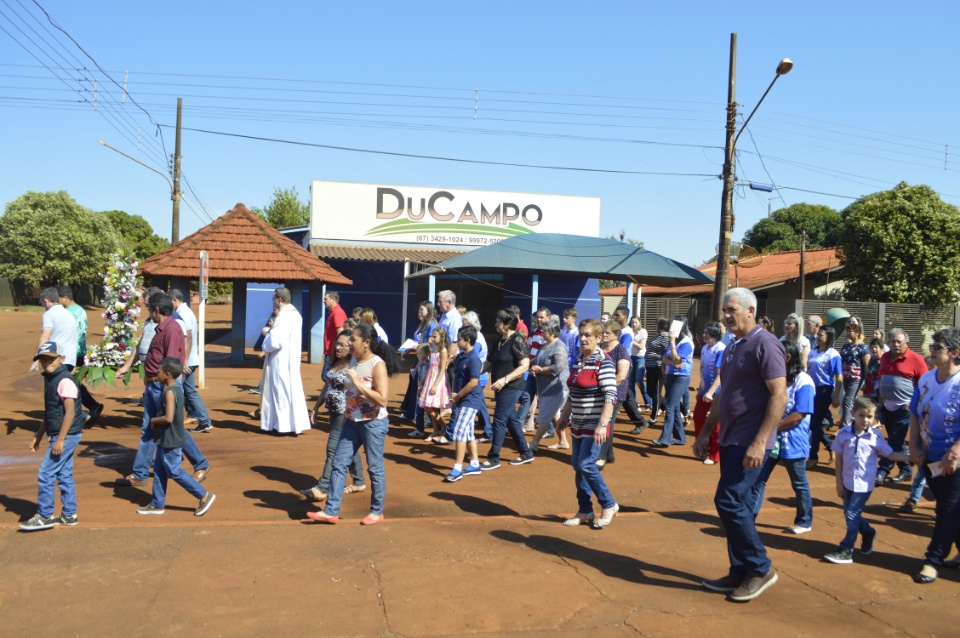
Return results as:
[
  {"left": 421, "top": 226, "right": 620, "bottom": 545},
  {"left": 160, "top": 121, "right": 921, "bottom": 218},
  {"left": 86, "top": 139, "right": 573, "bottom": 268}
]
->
[
  {"left": 252, "top": 186, "right": 310, "bottom": 230},
  {"left": 598, "top": 233, "right": 645, "bottom": 290},
  {"left": 839, "top": 182, "right": 960, "bottom": 305},
  {"left": 0, "top": 191, "right": 124, "bottom": 289},
  {"left": 741, "top": 203, "right": 842, "bottom": 253},
  {"left": 100, "top": 210, "right": 169, "bottom": 260}
]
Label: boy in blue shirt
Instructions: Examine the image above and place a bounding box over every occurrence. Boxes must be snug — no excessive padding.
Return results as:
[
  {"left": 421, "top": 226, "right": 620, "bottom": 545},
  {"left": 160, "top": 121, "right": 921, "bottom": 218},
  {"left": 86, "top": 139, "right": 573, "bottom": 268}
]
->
[
  {"left": 20, "top": 342, "right": 86, "bottom": 532},
  {"left": 137, "top": 357, "right": 216, "bottom": 517},
  {"left": 446, "top": 326, "right": 484, "bottom": 482}
]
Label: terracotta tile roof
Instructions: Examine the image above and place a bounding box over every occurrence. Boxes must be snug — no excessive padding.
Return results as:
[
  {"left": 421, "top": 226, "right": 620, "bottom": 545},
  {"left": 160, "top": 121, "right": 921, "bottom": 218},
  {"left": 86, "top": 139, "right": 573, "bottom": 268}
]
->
[
  {"left": 140, "top": 204, "right": 352, "bottom": 284},
  {"left": 600, "top": 247, "right": 841, "bottom": 296},
  {"left": 309, "top": 243, "right": 467, "bottom": 264}
]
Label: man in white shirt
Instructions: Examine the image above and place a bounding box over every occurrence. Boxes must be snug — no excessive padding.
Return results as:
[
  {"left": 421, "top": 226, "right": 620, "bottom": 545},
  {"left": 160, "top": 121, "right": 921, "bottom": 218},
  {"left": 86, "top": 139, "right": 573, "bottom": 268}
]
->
[{"left": 171, "top": 290, "right": 213, "bottom": 433}]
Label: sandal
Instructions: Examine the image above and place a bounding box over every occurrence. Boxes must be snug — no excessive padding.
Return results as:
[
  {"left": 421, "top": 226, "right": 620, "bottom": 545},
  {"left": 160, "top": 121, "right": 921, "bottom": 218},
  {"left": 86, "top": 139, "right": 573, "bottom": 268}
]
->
[
  {"left": 547, "top": 442, "right": 570, "bottom": 450},
  {"left": 563, "top": 512, "right": 595, "bottom": 526},
  {"left": 593, "top": 503, "right": 620, "bottom": 529},
  {"left": 344, "top": 484, "right": 367, "bottom": 494}
]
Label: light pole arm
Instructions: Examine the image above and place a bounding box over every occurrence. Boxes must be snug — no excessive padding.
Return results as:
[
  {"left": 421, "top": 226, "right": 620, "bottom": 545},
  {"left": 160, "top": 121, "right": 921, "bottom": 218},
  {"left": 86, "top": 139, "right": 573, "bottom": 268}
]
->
[
  {"left": 733, "top": 73, "right": 783, "bottom": 147},
  {"left": 98, "top": 140, "right": 174, "bottom": 198}
]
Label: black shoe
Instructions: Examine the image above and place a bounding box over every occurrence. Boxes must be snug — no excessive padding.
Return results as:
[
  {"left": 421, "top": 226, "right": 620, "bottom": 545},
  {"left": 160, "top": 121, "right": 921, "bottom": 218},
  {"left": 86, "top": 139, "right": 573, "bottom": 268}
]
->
[
  {"left": 875, "top": 471, "right": 888, "bottom": 486},
  {"left": 889, "top": 472, "right": 912, "bottom": 484},
  {"left": 861, "top": 529, "right": 876, "bottom": 555},
  {"left": 86, "top": 402, "right": 104, "bottom": 427},
  {"left": 190, "top": 423, "right": 214, "bottom": 433},
  {"left": 824, "top": 547, "right": 854, "bottom": 564},
  {"left": 509, "top": 455, "right": 535, "bottom": 466},
  {"left": 728, "top": 570, "right": 778, "bottom": 601},
  {"left": 629, "top": 423, "right": 649, "bottom": 435},
  {"left": 913, "top": 565, "right": 938, "bottom": 584}
]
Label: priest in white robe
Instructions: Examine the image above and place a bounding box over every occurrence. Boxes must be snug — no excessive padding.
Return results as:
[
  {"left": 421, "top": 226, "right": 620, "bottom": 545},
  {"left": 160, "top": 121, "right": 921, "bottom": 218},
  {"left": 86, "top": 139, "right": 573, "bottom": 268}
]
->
[{"left": 260, "top": 287, "right": 311, "bottom": 434}]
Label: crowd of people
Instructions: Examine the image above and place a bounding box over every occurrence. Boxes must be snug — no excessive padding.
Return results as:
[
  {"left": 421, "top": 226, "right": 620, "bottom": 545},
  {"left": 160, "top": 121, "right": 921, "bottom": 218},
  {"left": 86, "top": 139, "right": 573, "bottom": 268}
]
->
[{"left": 19, "top": 284, "right": 960, "bottom": 601}]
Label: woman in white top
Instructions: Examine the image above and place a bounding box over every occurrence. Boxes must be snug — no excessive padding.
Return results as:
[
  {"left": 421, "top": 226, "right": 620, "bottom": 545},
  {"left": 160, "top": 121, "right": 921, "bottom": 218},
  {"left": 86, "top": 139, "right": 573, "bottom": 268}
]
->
[
  {"left": 629, "top": 316, "right": 652, "bottom": 409},
  {"left": 781, "top": 313, "right": 811, "bottom": 369},
  {"left": 308, "top": 323, "right": 399, "bottom": 526}
]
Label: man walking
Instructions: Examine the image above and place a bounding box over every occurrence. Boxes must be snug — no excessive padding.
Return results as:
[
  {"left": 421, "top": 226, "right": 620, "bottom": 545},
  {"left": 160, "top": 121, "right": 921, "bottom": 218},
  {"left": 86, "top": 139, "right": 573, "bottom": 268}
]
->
[
  {"left": 876, "top": 328, "right": 927, "bottom": 485},
  {"left": 171, "top": 290, "right": 213, "bottom": 434},
  {"left": 260, "top": 287, "right": 311, "bottom": 435},
  {"left": 116, "top": 292, "right": 210, "bottom": 486},
  {"left": 322, "top": 291, "right": 347, "bottom": 381},
  {"left": 694, "top": 287, "right": 787, "bottom": 602},
  {"left": 519, "top": 307, "right": 551, "bottom": 431},
  {"left": 805, "top": 315, "right": 823, "bottom": 345}
]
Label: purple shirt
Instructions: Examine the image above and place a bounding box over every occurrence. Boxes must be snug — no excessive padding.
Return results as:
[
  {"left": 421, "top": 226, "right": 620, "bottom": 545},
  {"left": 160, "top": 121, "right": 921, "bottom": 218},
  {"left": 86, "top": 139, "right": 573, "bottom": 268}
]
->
[
  {"left": 833, "top": 425, "right": 893, "bottom": 493},
  {"left": 717, "top": 325, "right": 787, "bottom": 448}
]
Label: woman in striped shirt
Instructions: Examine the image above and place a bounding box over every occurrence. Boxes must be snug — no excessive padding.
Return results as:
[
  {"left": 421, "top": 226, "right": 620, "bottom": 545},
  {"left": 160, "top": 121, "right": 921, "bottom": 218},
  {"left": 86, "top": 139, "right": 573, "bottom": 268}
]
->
[{"left": 557, "top": 318, "right": 619, "bottom": 529}]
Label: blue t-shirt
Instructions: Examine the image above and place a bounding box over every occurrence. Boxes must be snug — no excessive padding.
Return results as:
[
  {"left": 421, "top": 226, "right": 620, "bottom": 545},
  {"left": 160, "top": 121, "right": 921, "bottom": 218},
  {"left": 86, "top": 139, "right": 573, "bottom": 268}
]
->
[
  {"left": 699, "top": 341, "right": 726, "bottom": 397},
  {"left": 665, "top": 336, "right": 694, "bottom": 376},
  {"left": 807, "top": 347, "right": 842, "bottom": 388},
  {"left": 910, "top": 368, "right": 960, "bottom": 463},
  {"left": 776, "top": 371, "right": 815, "bottom": 460},
  {"left": 414, "top": 320, "right": 437, "bottom": 344},
  {"left": 453, "top": 349, "right": 484, "bottom": 411},
  {"left": 618, "top": 330, "right": 633, "bottom": 352}
]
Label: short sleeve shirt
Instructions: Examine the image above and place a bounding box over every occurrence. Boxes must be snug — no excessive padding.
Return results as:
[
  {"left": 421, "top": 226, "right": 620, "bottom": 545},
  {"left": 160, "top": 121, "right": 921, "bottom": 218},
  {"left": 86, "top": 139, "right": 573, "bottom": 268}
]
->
[
  {"left": 834, "top": 425, "right": 893, "bottom": 493},
  {"left": 65, "top": 303, "right": 87, "bottom": 359},
  {"left": 42, "top": 304, "right": 78, "bottom": 367},
  {"left": 174, "top": 303, "right": 200, "bottom": 367},
  {"left": 807, "top": 347, "right": 842, "bottom": 388},
  {"left": 438, "top": 309, "right": 462, "bottom": 347},
  {"left": 453, "top": 349, "right": 484, "bottom": 411},
  {"left": 717, "top": 326, "right": 787, "bottom": 448},
  {"left": 777, "top": 372, "right": 815, "bottom": 460},
  {"left": 910, "top": 368, "right": 960, "bottom": 463},
  {"left": 665, "top": 337, "right": 694, "bottom": 376},
  {"left": 841, "top": 341, "right": 871, "bottom": 383},
  {"left": 699, "top": 341, "right": 726, "bottom": 396}
]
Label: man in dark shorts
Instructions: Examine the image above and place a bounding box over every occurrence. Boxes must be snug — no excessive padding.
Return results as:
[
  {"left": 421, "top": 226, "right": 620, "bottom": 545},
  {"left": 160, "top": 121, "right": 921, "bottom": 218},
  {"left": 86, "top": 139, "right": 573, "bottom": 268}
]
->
[{"left": 694, "top": 287, "right": 787, "bottom": 602}]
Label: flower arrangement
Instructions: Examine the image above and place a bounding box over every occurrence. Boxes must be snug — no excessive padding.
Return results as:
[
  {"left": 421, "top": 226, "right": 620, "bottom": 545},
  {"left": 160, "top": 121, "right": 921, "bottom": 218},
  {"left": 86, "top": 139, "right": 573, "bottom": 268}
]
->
[{"left": 75, "top": 253, "right": 143, "bottom": 388}]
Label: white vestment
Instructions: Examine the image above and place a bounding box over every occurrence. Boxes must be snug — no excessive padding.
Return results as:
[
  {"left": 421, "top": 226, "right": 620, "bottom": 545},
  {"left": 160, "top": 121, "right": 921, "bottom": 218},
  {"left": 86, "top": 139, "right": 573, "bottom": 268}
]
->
[{"left": 260, "top": 304, "right": 310, "bottom": 434}]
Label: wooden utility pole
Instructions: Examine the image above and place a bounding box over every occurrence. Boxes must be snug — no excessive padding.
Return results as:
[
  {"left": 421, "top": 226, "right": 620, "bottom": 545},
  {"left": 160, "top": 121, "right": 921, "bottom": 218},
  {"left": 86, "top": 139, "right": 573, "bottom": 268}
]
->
[
  {"left": 798, "top": 231, "right": 807, "bottom": 300},
  {"left": 172, "top": 98, "right": 182, "bottom": 243},
  {"left": 712, "top": 33, "right": 737, "bottom": 320}
]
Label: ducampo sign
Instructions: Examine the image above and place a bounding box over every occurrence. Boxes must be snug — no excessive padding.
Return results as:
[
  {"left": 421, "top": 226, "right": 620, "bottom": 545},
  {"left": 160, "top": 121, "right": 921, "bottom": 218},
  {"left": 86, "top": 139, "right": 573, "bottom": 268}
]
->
[{"left": 310, "top": 180, "right": 601, "bottom": 246}]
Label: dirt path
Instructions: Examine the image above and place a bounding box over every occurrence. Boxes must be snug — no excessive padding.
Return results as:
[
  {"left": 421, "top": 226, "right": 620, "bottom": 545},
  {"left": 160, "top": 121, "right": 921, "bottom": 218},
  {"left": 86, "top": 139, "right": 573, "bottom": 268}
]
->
[{"left": 1, "top": 305, "right": 956, "bottom": 636}]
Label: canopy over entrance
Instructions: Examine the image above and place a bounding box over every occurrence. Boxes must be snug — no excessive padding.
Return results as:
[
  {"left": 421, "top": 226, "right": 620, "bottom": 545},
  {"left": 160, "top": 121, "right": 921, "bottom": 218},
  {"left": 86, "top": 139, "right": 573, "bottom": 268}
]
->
[{"left": 410, "top": 233, "right": 713, "bottom": 288}]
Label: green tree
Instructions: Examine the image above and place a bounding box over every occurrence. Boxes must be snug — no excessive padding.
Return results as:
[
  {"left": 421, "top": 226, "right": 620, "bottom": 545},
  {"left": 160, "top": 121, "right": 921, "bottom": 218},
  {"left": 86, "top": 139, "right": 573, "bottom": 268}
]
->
[
  {"left": 742, "top": 203, "right": 842, "bottom": 253},
  {"left": 839, "top": 182, "right": 960, "bottom": 305},
  {"left": 0, "top": 190, "right": 124, "bottom": 290},
  {"left": 599, "top": 232, "right": 644, "bottom": 290},
  {"left": 101, "top": 210, "right": 170, "bottom": 260},
  {"left": 252, "top": 186, "right": 310, "bottom": 230}
]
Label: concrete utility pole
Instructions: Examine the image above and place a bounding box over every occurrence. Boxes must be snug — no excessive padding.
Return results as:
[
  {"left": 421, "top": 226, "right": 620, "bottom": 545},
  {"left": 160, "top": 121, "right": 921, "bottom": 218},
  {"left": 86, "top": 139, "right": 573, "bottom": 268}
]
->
[
  {"left": 172, "top": 97, "right": 182, "bottom": 243},
  {"left": 712, "top": 33, "right": 738, "bottom": 321},
  {"left": 798, "top": 230, "right": 807, "bottom": 300}
]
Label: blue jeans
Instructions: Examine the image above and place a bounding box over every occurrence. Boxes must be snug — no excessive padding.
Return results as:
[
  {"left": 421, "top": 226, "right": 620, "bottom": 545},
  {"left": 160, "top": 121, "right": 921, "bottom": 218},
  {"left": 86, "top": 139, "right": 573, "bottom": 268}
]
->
[
  {"left": 909, "top": 471, "right": 928, "bottom": 503},
  {"left": 840, "top": 488, "right": 874, "bottom": 550},
  {"left": 131, "top": 381, "right": 209, "bottom": 480},
  {"left": 923, "top": 464, "right": 960, "bottom": 568},
  {"left": 478, "top": 388, "right": 492, "bottom": 439},
  {"left": 151, "top": 446, "right": 206, "bottom": 508},
  {"left": 321, "top": 354, "right": 331, "bottom": 382},
  {"left": 316, "top": 412, "right": 364, "bottom": 492},
  {"left": 809, "top": 385, "right": 835, "bottom": 458},
  {"left": 716, "top": 445, "right": 772, "bottom": 578},
  {"left": 487, "top": 387, "right": 531, "bottom": 464},
  {"left": 840, "top": 378, "right": 863, "bottom": 429},
  {"left": 324, "top": 417, "right": 388, "bottom": 516},
  {"left": 516, "top": 374, "right": 537, "bottom": 426},
  {"left": 571, "top": 435, "right": 616, "bottom": 513},
  {"left": 36, "top": 432, "right": 82, "bottom": 517},
  {"left": 181, "top": 369, "right": 211, "bottom": 426},
  {"left": 655, "top": 375, "right": 689, "bottom": 446},
  {"left": 400, "top": 367, "right": 418, "bottom": 419},
  {"left": 632, "top": 356, "right": 652, "bottom": 407},
  {"left": 750, "top": 455, "right": 813, "bottom": 527},
  {"left": 878, "top": 405, "right": 911, "bottom": 477}
]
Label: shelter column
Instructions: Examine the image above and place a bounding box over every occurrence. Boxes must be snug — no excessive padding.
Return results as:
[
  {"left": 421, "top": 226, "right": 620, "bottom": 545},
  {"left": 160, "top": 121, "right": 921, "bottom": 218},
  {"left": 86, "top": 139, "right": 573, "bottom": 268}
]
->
[
  {"left": 531, "top": 274, "right": 539, "bottom": 315},
  {"left": 626, "top": 283, "right": 634, "bottom": 317},
  {"left": 288, "top": 282, "right": 305, "bottom": 357},
  {"left": 309, "top": 282, "right": 326, "bottom": 364},
  {"left": 428, "top": 274, "right": 436, "bottom": 306},
  {"left": 231, "top": 279, "right": 247, "bottom": 366},
  {"left": 171, "top": 277, "right": 190, "bottom": 308}
]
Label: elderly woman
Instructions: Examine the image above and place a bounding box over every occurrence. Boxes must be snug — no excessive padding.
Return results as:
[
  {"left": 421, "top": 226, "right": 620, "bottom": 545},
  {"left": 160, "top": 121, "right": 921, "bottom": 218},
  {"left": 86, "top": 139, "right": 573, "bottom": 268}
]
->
[
  {"left": 462, "top": 310, "right": 492, "bottom": 442},
  {"left": 530, "top": 317, "right": 569, "bottom": 452},
  {"left": 557, "top": 318, "right": 619, "bottom": 528},
  {"left": 909, "top": 327, "right": 960, "bottom": 583},
  {"left": 839, "top": 316, "right": 871, "bottom": 428},
  {"left": 598, "top": 320, "right": 646, "bottom": 467},
  {"left": 482, "top": 309, "right": 534, "bottom": 469},
  {"left": 307, "top": 323, "right": 399, "bottom": 525},
  {"left": 781, "top": 312, "right": 811, "bottom": 369}
]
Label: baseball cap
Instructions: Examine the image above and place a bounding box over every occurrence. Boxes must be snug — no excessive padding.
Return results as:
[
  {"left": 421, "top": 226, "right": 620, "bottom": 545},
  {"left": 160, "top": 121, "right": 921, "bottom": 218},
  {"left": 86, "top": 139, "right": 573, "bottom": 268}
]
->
[{"left": 34, "top": 341, "right": 64, "bottom": 360}]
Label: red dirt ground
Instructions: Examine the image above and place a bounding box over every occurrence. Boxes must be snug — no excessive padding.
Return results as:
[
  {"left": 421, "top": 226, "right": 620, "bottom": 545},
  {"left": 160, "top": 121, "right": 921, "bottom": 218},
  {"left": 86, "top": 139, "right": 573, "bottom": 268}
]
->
[{"left": 1, "top": 304, "right": 957, "bottom": 636}]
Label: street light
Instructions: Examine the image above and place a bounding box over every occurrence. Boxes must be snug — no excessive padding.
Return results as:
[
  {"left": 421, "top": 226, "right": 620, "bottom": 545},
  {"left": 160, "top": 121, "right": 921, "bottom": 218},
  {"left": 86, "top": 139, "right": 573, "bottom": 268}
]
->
[
  {"left": 98, "top": 139, "right": 179, "bottom": 243},
  {"left": 711, "top": 32, "right": 793, "bottom": 320}
]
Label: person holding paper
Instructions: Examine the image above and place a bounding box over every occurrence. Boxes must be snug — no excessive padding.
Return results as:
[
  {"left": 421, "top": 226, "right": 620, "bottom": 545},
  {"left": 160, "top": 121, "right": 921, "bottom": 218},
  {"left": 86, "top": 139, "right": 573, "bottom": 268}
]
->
[
  {"left": 399, "top": 301, "right": 437, "bottom": 420},
  {"left": 908, "top": 327, "right": 960, "bottom": 583},
  {"left": 653, "top": 315, "right": 694, "bottom": 448}
]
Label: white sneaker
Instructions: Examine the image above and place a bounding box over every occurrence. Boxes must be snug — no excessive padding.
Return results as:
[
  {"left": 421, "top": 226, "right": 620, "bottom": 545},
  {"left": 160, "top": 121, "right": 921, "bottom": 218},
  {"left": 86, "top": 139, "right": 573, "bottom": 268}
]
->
[{"left": 786, "top": 525, "right": 812, "bottom": 535}]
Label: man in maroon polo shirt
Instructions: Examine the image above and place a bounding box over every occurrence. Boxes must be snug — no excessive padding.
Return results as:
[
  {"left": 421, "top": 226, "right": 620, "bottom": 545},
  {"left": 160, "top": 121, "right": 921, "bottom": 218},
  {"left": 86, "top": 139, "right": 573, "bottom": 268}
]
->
[
  {"left": 116, "top": 292, "right": 210, "bottom": 487},
  {"left": 694, "top": 287, "right": 787, "bottom": 603},
  {"left": 322, "top": 291, "right": 347, "bottom": 381}
]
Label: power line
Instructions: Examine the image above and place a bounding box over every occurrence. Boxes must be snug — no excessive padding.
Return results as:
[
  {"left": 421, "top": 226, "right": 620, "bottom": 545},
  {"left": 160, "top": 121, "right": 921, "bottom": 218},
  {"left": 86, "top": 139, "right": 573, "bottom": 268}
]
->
[{"left": 163, "top": 124, "right": 718, "bottom": 177}]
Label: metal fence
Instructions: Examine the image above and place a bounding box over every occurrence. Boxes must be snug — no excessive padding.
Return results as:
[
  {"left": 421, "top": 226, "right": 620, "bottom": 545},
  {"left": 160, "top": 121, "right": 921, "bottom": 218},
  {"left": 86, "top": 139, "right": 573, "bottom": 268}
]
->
[{"left": 604, "top": 293, "right": 960, "bottom": 354}]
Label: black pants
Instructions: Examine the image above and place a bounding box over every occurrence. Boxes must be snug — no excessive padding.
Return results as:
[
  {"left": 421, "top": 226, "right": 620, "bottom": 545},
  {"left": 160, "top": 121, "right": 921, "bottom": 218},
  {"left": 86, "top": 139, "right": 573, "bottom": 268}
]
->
[{"left": 646, "top": 367, "right": 663, "bottom": 417}]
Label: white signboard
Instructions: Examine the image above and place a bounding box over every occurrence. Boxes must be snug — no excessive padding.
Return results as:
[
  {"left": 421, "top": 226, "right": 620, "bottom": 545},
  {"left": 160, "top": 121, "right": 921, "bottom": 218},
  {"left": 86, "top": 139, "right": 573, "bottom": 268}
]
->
[{"left": 310, "top": 180, "right": 601, "bottom": 246}]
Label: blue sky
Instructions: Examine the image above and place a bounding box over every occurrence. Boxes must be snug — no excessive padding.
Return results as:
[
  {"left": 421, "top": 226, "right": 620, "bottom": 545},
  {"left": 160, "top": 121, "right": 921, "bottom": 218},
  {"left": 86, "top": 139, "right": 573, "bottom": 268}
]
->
[{"left": 3, "top": 1, "right": 959, "bottom": 266}]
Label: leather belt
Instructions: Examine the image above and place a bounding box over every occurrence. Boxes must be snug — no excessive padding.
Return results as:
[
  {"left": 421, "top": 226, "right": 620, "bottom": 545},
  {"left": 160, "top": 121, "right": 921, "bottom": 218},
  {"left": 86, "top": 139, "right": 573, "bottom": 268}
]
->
[{"left": 145, "top": 376, "right": 160, "bottom": 384}]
